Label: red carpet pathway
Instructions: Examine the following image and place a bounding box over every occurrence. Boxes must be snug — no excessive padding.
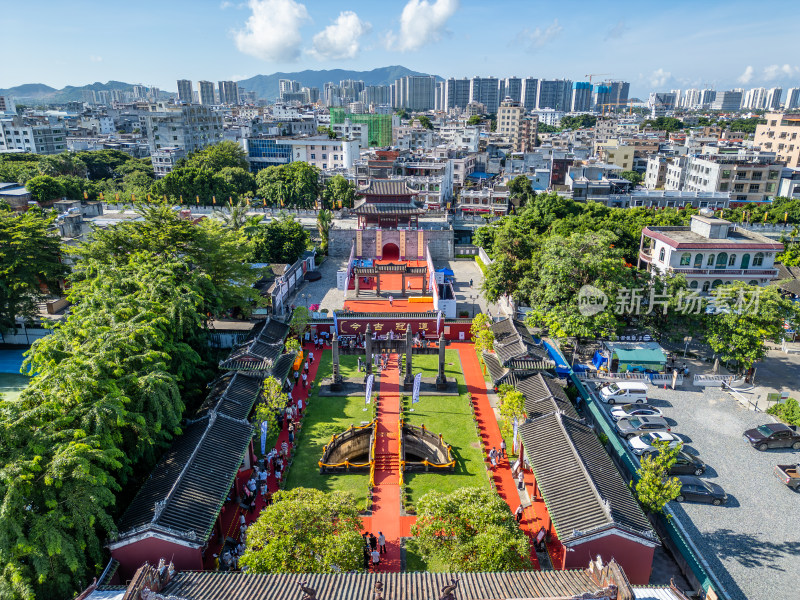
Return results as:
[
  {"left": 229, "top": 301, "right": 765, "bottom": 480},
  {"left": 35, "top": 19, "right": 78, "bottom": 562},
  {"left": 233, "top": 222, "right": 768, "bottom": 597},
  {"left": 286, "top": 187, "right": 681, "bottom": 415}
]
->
[
  {"left": 360, "top": 353, "right": 415, "bottom": 573},
  {"left": 453, "top": 342, "right": 563, "bottom": 570},
  {"left": 203, "top": 342, "right": 323, "bottom": 570}
]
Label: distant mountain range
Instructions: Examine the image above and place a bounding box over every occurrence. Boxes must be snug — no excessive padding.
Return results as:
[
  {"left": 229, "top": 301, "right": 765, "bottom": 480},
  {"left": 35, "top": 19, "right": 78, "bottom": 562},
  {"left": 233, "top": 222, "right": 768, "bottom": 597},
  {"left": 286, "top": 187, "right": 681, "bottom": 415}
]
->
[
  {"left": 0, "top": 66, "right": 438, "bottom": 105},
  {"left": 0, "top": 81, "right": 140, "bottom": 104},
  {"left": 237, "top": 65, "right": 436, "bottom": 101}
]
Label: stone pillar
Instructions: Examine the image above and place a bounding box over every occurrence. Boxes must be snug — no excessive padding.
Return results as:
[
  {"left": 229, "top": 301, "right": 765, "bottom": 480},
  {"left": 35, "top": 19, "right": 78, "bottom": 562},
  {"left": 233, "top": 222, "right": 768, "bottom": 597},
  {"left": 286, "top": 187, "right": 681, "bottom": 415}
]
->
[
  {"left": 376, "top": 272, "right": 380, "bottom": 297},
  {"left": 436, "top": 332, "right": 447, "bottom": 390},
  {"left": 331, "top": 330, "right": 343, "bottom": 390},
  {"left": 355, "top": 275, "right": 360, "bottom": 296},
  {"left": 365, "top": 324, "right": 373, "bottom": 376},
  {"left": 403, "top": 324, "right": 414, "bottom": 391},
  {"left": 401, "top": 272, "right": 406, "bottom": 296}
]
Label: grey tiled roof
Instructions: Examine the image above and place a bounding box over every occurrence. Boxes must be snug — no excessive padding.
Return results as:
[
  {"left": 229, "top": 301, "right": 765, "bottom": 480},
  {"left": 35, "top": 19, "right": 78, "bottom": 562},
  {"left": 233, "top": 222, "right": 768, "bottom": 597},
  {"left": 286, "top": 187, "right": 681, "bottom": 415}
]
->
[
  {"left": 161, "top": 569, "right": 612, "bottom": 600},
  {"left": 490, "top": 318, "right": 549, "bottom": 365},
  {"left": 115, "top": 412, "right": 253, "bottom": 544},
  {"left": 359, "top": 179, "right": 418, "bottom": 196},
  {"left": 518, "top": 413, "right": 655, "bottom": 545},
  {"left": 352, "top": 201, "right": 425, "bottom": 215},
  {"left": 197, "top": 371, "right": 264, "bottom": 421},
  {"left": 515, "top": 373, "right": 579, "bottom": 420},
  {"left": 222, "top": 318, "right": 291, "bottom": 369}
]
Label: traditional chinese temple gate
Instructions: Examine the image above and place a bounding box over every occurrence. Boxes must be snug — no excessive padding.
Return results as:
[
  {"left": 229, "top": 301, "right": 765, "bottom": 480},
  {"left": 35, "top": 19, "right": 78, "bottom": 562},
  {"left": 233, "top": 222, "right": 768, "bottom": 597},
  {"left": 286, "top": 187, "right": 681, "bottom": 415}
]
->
[{"left": 352, "top": 263, "right": 428, "bottom": 297}]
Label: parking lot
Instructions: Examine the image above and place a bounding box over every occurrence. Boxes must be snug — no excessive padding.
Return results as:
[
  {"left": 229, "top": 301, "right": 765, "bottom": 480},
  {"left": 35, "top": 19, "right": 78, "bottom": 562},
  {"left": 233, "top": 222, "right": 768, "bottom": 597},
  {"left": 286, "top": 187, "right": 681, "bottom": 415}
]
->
[{"left": 593, "top": 383, "right": 800, "bottom": 600}]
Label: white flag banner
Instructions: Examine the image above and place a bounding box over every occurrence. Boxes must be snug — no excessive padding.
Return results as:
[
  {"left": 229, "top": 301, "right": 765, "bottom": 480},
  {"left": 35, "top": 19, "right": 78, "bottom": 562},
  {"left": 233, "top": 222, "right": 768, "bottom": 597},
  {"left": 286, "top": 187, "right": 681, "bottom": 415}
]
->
[
  {"left": 412, "top": 373, "right": 422, "bottom": 404},
  {"left": 436, "top": 310, "right": 442, "bottom": 334},
  {"left": 260, "top": 421, "right": 269, "bottom": 455},
  {"left": 512, "top": 417, "right": 519, "bottom": 454},
  {"left": 365, "top": 374, "right": 374, "bottom": 405}
]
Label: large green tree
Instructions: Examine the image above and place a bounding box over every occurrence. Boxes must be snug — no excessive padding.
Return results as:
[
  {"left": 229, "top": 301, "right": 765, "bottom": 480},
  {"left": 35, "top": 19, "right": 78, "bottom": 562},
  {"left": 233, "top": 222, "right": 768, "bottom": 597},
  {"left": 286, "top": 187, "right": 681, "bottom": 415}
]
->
[
  {"left": 250, "top": 215, "right": 310, "bottom": 265},
  {"left": 634, "top": 440, "right": 682, "bottom": 514},
  {"left": 24, "top": 175, "right": 64, "bottom": 204},
  {"left": 239, "top": 488, "right": 364, "bottom": 573},
  {"left": 321, "top": 174, "right": 357, "bottom": 209},
  {"left": 256, "top": 162, "right": 321, "bottom": 208},
  {"left": 411, "top": 488, "right": 530, "bottom": 572},
  {"left": 705, "top": 282, "right": 800, "bottom": 373},
  {"left": 0, "top": 204, "right": 67, "bottom": 333},
  {"left": 523, "top": 231, "right": 641, "bottom": 339},
  {"left": 0, "top": 203, "right": 257, "bottom": 598}
]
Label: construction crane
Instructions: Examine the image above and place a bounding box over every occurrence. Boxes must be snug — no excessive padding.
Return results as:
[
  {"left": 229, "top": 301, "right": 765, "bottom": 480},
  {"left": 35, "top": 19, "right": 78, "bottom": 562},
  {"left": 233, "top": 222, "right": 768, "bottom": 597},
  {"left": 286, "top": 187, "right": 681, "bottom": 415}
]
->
[{"left": 584, "top": 73, "right": 611, "bottom": 86}]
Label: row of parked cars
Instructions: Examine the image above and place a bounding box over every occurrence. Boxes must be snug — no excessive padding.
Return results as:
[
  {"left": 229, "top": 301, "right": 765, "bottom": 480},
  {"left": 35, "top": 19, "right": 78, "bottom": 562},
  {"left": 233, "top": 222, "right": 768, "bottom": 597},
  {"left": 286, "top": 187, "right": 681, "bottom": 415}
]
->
[{"left": 598, "top": 381, "right": 728, "bottom": 506}]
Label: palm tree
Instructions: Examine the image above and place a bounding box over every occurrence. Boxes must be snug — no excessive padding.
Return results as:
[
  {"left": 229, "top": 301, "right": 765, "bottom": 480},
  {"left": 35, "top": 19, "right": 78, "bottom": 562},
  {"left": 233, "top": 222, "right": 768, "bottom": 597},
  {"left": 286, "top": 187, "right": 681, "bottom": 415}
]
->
[
  {"left": 317, "top": 209, "right": 333, "bottom": 253},
  {"left": 214, "top": 199, "right": 258, "bottom": 231}
]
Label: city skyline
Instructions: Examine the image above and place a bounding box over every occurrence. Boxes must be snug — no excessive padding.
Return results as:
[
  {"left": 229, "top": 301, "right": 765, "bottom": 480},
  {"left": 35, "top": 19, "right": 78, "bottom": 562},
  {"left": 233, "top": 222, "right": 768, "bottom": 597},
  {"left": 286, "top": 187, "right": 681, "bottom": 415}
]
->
[{"left": 3, "top": 0, "right": 799, "bottom": 97}]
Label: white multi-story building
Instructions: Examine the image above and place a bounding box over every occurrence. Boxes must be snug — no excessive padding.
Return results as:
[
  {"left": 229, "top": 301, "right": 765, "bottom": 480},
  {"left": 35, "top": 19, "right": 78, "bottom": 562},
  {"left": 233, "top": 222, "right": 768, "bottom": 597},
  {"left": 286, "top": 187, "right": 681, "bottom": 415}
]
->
[
  {"left": 786, "top": 88, "right": 800, "bottom": 110},
  {"left": 151, "top": 147, "right": 186, "bottom": 178},
  {"left": 0, "top": 96, "right": 16, "bottom": 114},
  {"left": 532, "top": 108, "right": 564, "bottom": 127},
  {"left": 673, "top": 150, "right": 782, "bottom": 203},
  {"left": 0, "top": 117, "right": 67, "bottom": 154},
  {"left": 80, "top": 115, "right": 115, "bottom": 135},
  {"left": 139, "top": 103, "right": 223, "bottom": 154},
  {"left": 458, "top": 185, "right": 510, "bottom": 216},
  {"left": 639, "top": 215, "right": 782, "bottom": 293},
  {"left": 243, "top": 135, "right": 359, "bottom": 172}
]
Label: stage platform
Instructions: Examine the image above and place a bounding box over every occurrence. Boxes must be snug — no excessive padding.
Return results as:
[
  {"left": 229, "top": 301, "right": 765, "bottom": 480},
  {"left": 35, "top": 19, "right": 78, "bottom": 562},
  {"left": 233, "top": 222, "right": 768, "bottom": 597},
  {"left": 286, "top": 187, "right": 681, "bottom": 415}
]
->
[{"left": 343, "top": 298, "right": 434, "bottom": 313}]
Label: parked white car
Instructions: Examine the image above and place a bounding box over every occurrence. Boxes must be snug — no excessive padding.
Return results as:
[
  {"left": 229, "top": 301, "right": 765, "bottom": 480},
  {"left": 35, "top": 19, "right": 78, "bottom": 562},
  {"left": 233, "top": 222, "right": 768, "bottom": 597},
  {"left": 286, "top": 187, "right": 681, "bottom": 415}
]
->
[{"left": 627, "top": 431, "right": 682, "bottom": 455}]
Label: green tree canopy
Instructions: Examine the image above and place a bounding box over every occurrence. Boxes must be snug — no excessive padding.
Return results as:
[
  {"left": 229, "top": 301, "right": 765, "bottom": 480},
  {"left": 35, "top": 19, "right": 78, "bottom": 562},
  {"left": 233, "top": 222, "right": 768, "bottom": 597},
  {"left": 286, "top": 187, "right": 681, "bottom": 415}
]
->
[
  {"left": 507, "top": 175, "right": 536, "bottom": 208},
  {"left": 25, "top": 175, "right": 64, "bottom": 203},
  {"left": 256, "top": 162, "right": 321, "bottom": 208},
  {"left": 634, "top": 440, "right": 682, "bottom": 514},
  {"left": 411, "top": 488, "right": 530, "bottom": 571},
  {"left": 619, "top": 170, "right": 644, "bottom": 186},
  {"left": 0, "top": 203, "right": 256, "bottom": 597},
  {"left": 0, "top": 204, "right": 67, "bottom": 333},
  {"left": 240, "top": 488, "right": 364, "bottom": 573},
  {"left": 705, "top": 282, "right": 800, "bottom": 373},
  {"left": 183, "top": 140, "right": 249, "bottom": 171},
  {"left": 467, "top": 115, "right": 482, "bottom": 126},
  {"left": 322, "top": 174, "right": 357, "bottom": 209},
  {"left": 643, "top": 117, "right": 684, "bottom": 132},
  {"left": 417, "top": 115, "right": 434, "bottom": 130},
  {"left": 250, "top": 215, "right": 310, "bottom": 265},
  {"left": 559, "top": 115, "right": 597, "bottom": 130}
]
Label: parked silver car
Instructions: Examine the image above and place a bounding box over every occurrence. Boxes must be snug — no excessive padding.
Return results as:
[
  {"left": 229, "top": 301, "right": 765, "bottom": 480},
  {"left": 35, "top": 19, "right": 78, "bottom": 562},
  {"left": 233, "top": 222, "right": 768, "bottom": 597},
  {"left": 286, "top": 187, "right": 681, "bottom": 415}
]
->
[{"left": 615, "top": 416, "right": 672, "bottom": 439}]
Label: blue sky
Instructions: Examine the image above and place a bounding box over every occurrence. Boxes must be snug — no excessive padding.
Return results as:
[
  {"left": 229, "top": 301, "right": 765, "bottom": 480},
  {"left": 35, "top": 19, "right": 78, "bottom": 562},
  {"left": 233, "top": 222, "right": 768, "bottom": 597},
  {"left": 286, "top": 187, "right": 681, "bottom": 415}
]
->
[{"left": 3, "top": 0, "right": 798, "bottom": 97}]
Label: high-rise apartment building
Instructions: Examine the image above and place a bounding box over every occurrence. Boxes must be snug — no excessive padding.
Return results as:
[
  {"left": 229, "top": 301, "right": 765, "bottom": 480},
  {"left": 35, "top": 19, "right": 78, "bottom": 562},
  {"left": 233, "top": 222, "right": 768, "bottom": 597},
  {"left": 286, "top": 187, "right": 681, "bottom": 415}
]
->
[
  {"left": 503, "top": 78, "right": 523, "bottom": 104},
  {"left": 600, "top": 81, "right": 630, "bottom": 110},
  {"left": 537, "top": 80, "right": 572, "bottom": 111},
  {"left": 520, "top": 78, "right": 538, "bottom": 111},
  {"left": 362, "top": 85, "right": 391, "bottom": 106},
  {"left": 394, "top": 75, "right": 436, "bottom": 111},
  {"left": 133, "top": 85, "right": 147, "bottom": 100},
  {"left": 140, "top": 103, "right": 224, "bottom": 156},
  {"left": 765, "top": 88, "right": 783, "bottom": 110},
  {"left": 279, "top": 79, "right": 301, "bottom": 98},
  {"left": 571, "top": 82, "right": 592, "bottom": 112},
  {"left": 177, "top": 80, "right": 194, "bottom": 104},
  {"left": 710, "top": 90, "right": 743, "bottom": 111},
  {"left": 444, "top": 78, "right": 471, "bottom": 110},
  {"left": 787, "top": 88, "right": 800, "bottom": 110},
  {"left": 682, "top": 89, "right": 700, "bottom": 109},
  {"left": 469, "top": 77, "right": 501, "bottom": 114},
  {"left": 198, "top": 81, "right": 216, "bottom": 105},
  {"left": 218, "top": 81, "right": 239, "bottom": 105},
  {"left": 700, "top": 89, "right": 717, "bottom": 107}
]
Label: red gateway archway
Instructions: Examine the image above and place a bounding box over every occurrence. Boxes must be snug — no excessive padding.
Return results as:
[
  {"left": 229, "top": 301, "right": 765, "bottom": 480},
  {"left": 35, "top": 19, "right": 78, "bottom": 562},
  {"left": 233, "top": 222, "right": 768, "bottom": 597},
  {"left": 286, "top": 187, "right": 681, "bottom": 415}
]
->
[{"left": 382, "top": 243, "right": 400, "bottom": 261}]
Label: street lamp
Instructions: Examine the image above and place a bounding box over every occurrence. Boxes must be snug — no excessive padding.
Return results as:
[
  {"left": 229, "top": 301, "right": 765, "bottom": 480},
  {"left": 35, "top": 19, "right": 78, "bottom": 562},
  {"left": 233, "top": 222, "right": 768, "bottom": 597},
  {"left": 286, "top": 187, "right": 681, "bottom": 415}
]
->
[{"left": 471, "top": 294, "right": 477, "bottom": 318}]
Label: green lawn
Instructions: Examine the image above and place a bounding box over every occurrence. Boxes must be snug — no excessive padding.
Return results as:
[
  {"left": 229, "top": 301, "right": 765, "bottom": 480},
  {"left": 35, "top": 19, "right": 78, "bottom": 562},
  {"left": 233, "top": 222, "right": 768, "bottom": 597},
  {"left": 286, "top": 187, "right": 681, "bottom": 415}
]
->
[
  {"left": 400, "top": 350, "right": 489, "bottom": 507},
  {"left": 404, "top": 539, "right": 449, "bottom": 572},
  {"left": 284, "top": 352, "right": 372, "bottom": 506}
]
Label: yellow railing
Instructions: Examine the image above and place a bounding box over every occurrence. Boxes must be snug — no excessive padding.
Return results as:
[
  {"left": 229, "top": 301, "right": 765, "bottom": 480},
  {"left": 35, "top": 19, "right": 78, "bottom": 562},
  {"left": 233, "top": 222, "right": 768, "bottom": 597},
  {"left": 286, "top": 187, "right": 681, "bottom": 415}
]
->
[
  {"left": 398, "top": 418, "right": 405, "bottom": 485},
  {"left": 408, "top": 296, "right": 433, "bottom": 303},
  {"left": 369, "top": 428, "right": 378, "bottom": 487},
  {"left": 318, "top": 421, "right": 377, "bottom": 471}
]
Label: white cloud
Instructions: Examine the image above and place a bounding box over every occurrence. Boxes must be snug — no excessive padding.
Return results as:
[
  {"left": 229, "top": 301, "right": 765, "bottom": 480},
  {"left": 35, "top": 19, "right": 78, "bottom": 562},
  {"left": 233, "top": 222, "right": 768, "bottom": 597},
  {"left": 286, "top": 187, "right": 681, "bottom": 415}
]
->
[
  {"left": 89, "top": 55, "right": 103, "bottom": 63},
  {"left": 515, "top": 20, "right": 563, "bottom": 52},
  {"left": 311, "top": 11, "right": 371, "bottom": 60},
  {"left": 738, "top": 65, "right": 754, "bottom": 84},
  {"left": 385, "top": 0, "right": 459, "bottom": 52},
  {"left": 649, "top": 68, "right": 672, "bottom": 88},
  {"left": 604, "top": 20, "right": 627, "bottom": 41},
  {"left": 220, "top": 1, "right": 233, "bottom": 8},
  {"left": 234, "top": 0, "right": 310, "bottom": 62},
  {"left": 764, "top": 64, "right": 799, "bottom": 80}
]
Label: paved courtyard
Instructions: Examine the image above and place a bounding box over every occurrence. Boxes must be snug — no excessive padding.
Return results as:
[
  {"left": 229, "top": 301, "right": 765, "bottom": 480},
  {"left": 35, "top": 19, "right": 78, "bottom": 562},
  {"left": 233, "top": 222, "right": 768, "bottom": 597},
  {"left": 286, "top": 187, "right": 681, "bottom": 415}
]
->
[{"left": 609, "top": 384, "right": 800, "bottom": 600}]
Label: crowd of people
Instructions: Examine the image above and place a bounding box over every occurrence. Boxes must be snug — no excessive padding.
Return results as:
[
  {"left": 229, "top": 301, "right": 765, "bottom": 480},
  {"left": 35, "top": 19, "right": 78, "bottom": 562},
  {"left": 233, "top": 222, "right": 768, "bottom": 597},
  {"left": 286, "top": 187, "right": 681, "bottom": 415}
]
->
[
  {"left": 361, "top": 531, "right": 387, "bottom": 571},
  {"left": 208, "top": 337, "right": 322, "bottom": 572}
]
